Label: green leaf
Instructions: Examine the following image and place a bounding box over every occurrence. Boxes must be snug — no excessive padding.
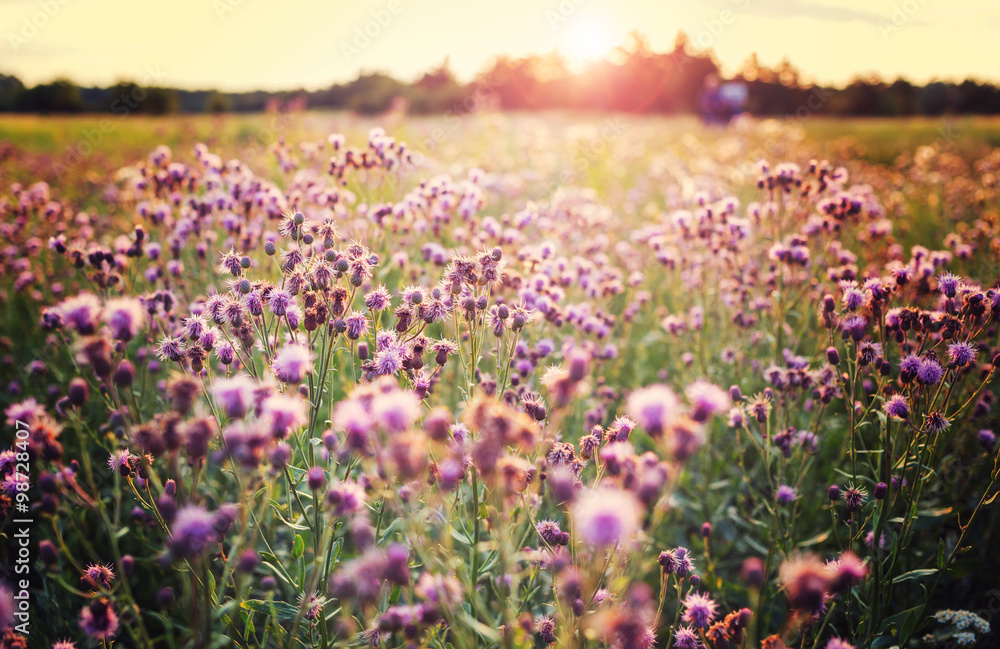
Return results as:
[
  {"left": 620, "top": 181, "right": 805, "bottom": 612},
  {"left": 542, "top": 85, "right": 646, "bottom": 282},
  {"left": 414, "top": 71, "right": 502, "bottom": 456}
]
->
[
  {"left": 379, "top": 518, "right": 402, "bottom": 544},
  {"left": 460, "top": 613, "right": 500, "bottom": 641},
  {"left": 270, "top": 505, "right": 310, "bottom": 530},
  {"left": 325, "top": 538, "right": 342, "bottom": 575},
  {"left": 241, "top": 599, "right": 301, "bottom": 622},
  {"left": 450, "top": 526, "right": 472, "bottom": 546},
  {"left": 241, "top": 609, "right": 256, "bottom": 637},
  {"left": 798, "top": 531, "right": 830, "bottom": 547},
  {"left": 878, "top": 605, "right": 921, "bottom": 636},
  {"left": 480, "top": 551, "right": 499, "bottom": 573},
  {"left": 917, "top": 507, "right": 952, "bottom": 518},
  {"left": 261, "top": 562, "right": 293, "bottom": 585},
  {"left": 892, "top": 568, "right": 937, "bottom": 583},
  {"left": 744, "top": 536, "right": 768, "bottom": 555},
  {"left": 292, "top": 534, "right": 305, "bottom": 559}
]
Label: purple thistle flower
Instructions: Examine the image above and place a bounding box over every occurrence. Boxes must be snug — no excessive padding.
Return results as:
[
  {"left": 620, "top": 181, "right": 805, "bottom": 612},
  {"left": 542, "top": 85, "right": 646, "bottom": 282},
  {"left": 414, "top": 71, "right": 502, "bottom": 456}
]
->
[
  {"left": 840, "top": 315, "right": 867, "bottom": 341},
  {"left": 82, "top": 563, "right": 116, "bottom": 589},
  {"left": 947, "top": 341, "right": 976, "bottom": 367},
  {"left": 883, "top": 394, "right": 909, "bottom": 420},
  {"left": 261, "top": 394, "right": 309, "bottom": 438},
  {"left": 373, "top": 345, "right": 404, "bottom": 376},
  {"left": 536, "top": 616, "right": 556, "bottom": 645},
  {"left": 326, "top": 480, "right": 366, "bottom": 516},
  {"left": 365, "top": 285, "right": 392, "bottom": 311},
  {"left": 686, "top": 380, "right": 731, "bottom": 422},
  {"left": 216, "top": 341, "right": 235, "bottom": 365},
  {"left": 865, "top": 530, "right": 888, "bottom": 549},
  {"left": 899, "top": 354, "right": 921, "bottom": 381},
  {"left": 212, "top": 375, "right": 255, "bottom": 419},
  {"left": 681, "top": 591, "right": 718, "bottom": 628},
  {"left": 572, "top": 487, "right": 641, "bottom": 547},
  {"left": 414, "top": 572, "right": 464, "bottom": 608},
  {"left": 222, "top": 297, "right": 246, "bottom": 326},
  {"left": 776, "top": 484, "right": 798, "bottom": 505},
  {"left": 937, "top": 272, "right": 960, "bottom": 297},
  {"left": 924, "top": 411, "right": 950, "bottom": 433},
  {"left": 268, "top": 289, "right": 293, "bottom": 316},
  {"left": 156, "top": 336, "right": 186, "bottom": 362},
  {"left": 56, "top": 293, "right": 102, "bottom": 335},
  {"left": 672, "top": 624, "right": 701, "bottom": 649},
  {"left": 372, "top": 386, "right": 421, "bottom": 432},
  {"left": 658, "top": 547, "right": 695, "bottom": 576},
  {"left": 245, "top": 290, "right": 264, "bottom": 316},
  {"left": 168, "top": 506, "right": 219, "bottom": 558},
  {"left": 102, "top": 298, "right": 145, "bottom": 342},
  {"left": 206, "top": 293, "right": 227, "bottom": 323},
  {"left": 607, "top": 416, "right": 636, "bottom": 442},
  {"left": 843, "top": 486, "right": 866, "bottom": 511},
  {"left": 825, "top": 639, "right": 854, "bottom": 649},
  {"left": 272, "top": 344, "right": 313, "bottom": 383},
  {"left": 626, "top": 384, "right": 680, "bottom": 436},
  {"left": 79, "top": 598, "right": 118, "bottom": 641},
  {"left": 856, "top": 340, "right": 882, "bottom": 366},
  {"left": 218, "top": 248, "right": 244, "bottom": 276},
  {"left": 536, "top": 520, "right": 570, "bottom": 546},
  {"left": 827, "top": 551, "right": 867, "bottom": 592},
  {"left": 345, "top": 311, "right": 369, "bottom": 340},
  {"left": 916, "top": 357, "right": 944, "bottom": 385},
  {"left": 840, "top": 281, "right": 866, "bottom": 311},
  {"left": 333, "top": 399, "right": 374, "bottom": 451}
]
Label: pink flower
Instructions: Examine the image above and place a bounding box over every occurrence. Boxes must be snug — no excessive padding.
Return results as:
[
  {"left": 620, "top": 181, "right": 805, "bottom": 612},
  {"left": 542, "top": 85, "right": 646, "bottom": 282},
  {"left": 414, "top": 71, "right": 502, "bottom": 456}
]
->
[
  {"left": 102, "top": 297, "right": 146, "bottom": 341},
  {"left": 260, "top": 394, "right": 309, "bottom": 438},
  {"left": 626, "top": 384, "right": 680, "bottom": 436},
  {"left": 572, "top": 487, "right": 642, "bottom": 547},
  {"left": 272, "top": 344, "right": 314, "bottom": 383}
]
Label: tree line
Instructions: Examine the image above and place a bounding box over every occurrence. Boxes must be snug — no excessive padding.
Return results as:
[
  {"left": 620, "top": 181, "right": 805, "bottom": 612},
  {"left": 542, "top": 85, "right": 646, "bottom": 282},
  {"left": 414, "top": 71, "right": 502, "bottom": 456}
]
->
[{"left": 2, "top": 32, "right": 999, "bottom": 117}]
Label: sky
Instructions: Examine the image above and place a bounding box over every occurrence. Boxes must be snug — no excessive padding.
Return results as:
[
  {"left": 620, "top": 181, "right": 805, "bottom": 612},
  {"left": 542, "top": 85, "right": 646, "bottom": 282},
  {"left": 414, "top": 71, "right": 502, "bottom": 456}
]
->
[{"left": 2, "top": 0, "right": 998, "bottom": 91}]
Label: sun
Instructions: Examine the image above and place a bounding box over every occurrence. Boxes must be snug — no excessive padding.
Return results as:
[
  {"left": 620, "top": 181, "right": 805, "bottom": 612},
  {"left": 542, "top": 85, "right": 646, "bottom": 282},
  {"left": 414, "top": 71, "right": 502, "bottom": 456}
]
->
[{"left": 561, "top": 16, "right": 616, "bottom": 66}]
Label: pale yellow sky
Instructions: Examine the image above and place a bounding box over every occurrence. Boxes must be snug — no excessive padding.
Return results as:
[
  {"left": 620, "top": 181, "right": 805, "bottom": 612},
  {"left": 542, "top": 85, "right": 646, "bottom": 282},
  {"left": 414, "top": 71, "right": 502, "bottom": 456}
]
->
[{"left": 2, "top": 0, "right": 997, "bottom": 91}]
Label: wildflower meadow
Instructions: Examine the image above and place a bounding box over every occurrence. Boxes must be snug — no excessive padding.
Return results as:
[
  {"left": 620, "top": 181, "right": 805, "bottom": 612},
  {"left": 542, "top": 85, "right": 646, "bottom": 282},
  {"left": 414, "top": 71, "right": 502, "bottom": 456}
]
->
[{"left": 1, "top": 112, "right": 999, "bottom": 649}]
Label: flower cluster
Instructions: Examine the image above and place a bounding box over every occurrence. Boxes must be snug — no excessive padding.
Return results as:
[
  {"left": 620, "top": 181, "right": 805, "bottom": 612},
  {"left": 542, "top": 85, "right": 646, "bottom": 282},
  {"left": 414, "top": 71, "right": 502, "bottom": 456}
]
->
[{"left": 1, "top": 117, "right": 998, "bottom": 649}]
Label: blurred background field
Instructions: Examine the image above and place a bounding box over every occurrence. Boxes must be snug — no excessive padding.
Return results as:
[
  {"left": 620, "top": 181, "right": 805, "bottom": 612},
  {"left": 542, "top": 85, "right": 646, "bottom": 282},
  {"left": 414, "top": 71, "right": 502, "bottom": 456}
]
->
[{"left": 4, "top": 111, "right": 1000, "bottom": 186}]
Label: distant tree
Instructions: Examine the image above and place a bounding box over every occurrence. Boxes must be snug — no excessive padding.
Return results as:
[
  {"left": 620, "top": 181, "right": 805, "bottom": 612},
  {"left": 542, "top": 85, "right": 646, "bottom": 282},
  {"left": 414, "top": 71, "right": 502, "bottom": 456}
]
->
[
  {"left": 918, "top": 82, "right": 957, "bottom": 116},
  {"left": 0, "top": 74, "right": 25, "bottom": 111},
  {"left": 143, "top": 88, "right": 179, "bottom": 115},
  {"left": 955, "top": 80, "right": 1000, "bottom": 114},
  {"left": 205, "top": 91, "right": 232, "bottom": 114},
  {"left": 3, "top": 32, "right": 1000, "bottom": 117},
  {"left": 830, "top": 78, "right": 885, "bottom": 117},
  {"left": 409, "top": 59, "right": 468, "bottom": 114},
  {"left": 884, "top": 79, "right": 918, "bottom": 116},
  {"left": 342, "top": 72, "right": 408, "bottom": 114},
  {"left": 17, "top": 79, "right": 82, "bottom": 113}
]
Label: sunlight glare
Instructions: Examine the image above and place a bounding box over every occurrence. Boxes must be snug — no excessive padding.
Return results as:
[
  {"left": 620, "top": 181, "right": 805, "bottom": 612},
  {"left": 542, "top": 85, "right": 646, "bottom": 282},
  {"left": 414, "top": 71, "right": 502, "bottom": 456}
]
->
[{"left": 561, "top": 16, "right": 616, "bottom": 66}]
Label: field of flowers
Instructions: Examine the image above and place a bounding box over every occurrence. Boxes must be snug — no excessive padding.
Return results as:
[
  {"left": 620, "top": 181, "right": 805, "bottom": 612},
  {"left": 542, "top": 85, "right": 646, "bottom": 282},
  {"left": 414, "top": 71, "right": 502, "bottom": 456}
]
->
[{"left": 1, "top": 112, "right": 1000, "bottom": 649}]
